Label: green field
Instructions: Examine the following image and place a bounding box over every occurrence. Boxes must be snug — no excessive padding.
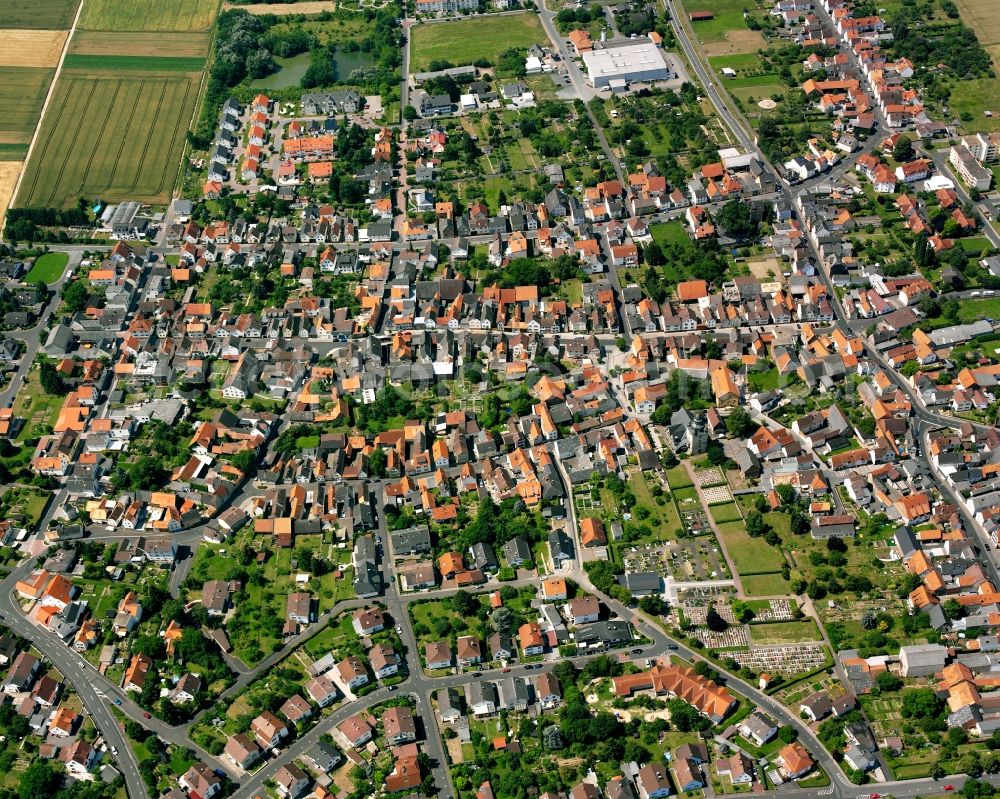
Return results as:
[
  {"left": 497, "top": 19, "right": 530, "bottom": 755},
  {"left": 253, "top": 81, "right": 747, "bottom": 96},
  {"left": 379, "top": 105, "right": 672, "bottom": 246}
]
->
[
  {"left": 0, "top": 0, "right": 80, "bottom": 29},
  {"left": 690, "top": 12, "right": 749, "bottom": 41},
  {"left": 79, "top": 0, "right": 221, "bottom": 31},
  {"left": 957, "top": 297, "right": 1000, "bottom": 321},
  {"left": 750, "top": 620, "right": 821, "bottom": 644},
  {"left": 716, "top": 520, "right": 785, "bottom": 575},
  {"left": 708, "top": 53, "right": 761, "bottom": 71},
  {"left": 63, "top": 54, "right": 205, "bottom": 72},
  {"left": 18, "top": 70, "right": 200, "bottom": 208},
  {"left": 741, "top": 572, "right": 793, "bottom": 596},
  {"left": 709, "top": 502, "right": 743, "bottom": 524},
  {"left": 25, "top": 252, "right": 68, "bottom": 284},
  {"left": 650, "top": 220, "right": 690, "bottom": 248},
  {"left": 410, "top": 13, "right": 547, "bottom": 71},
  {"left": 0, "top": 67, "right": 55, "bottom": 150},
  {"left": 949, "top": 76, "right": 1000, "bottom": 133},
  {"left": 665, "top": 465, "right": 694, "bottom": 490}
]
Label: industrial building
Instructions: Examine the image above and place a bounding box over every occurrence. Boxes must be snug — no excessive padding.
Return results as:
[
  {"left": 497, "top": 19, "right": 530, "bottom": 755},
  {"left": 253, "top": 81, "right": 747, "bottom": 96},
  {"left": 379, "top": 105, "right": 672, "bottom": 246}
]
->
[{"left": 581, "top": 39, "right": 671, "bottom": 89}]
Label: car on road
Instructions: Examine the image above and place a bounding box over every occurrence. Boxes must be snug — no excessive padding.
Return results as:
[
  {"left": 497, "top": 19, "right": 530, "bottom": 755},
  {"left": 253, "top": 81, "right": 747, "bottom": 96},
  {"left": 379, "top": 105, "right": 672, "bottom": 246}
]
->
[
  {"left": 986, "top": 290, "right": 997, "bottom": 297},
  {"left": 388, "top": 685, "right": 397, "bottom": 691},
  {"left": 472, "top": 672, "right": 483, "bottom": 678},
  {"left": 667, "top": 644, "right": 678, "bottom": 650},
  {"left": 502, "top": 667, "right": 511, "bottom": 673},
  {"left": 631, "top": 648, "right": 643, "bottom": 654},
  {"left": 113, "top": 699, "right": 122, "bottom": 706},
  {"left": 944, "top": 787, "right": 954, "bottom": 792},
  {"left": 396, "top": 625, "right": 403, "bottom": 635},
  {"left": 143, "top": 712, "right": 151, "bottom": 719},
  {"left": 111, "top": 747, "right": 118, "bottom": 756}
]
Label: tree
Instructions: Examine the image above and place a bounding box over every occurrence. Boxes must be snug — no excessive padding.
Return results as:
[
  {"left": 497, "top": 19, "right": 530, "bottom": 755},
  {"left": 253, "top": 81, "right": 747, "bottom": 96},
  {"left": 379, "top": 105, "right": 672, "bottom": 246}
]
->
[
  {"left": 402, "top": 105, "right": 417, "bottom": 121},
  {"left": 778, "top": 725, "right": 798, "bottom": 743},
  {"left": 745, "top": 510, "right": 766, "bottom": 538},
  {"left": 231, "top": 449, "right": 256, "bottom": 475},
  {"left": 61, "top": 279, "right": 89, "bottom": 313},
  {"left": 892, "top": 136, "right": 915, "bottom": 162},
  {"left": 491, "top": 606, "right": 514, "bottom": 634},
  {"left": 705, "top": 606, "right": 728, "bottom": 632},
  {"left": 725, "top": 407, "right": 757, "bottom": 439},
  {"left": 18, "top": 760, "right": 61, "bottom": 799},
  {"left": 39, "top": 361, "right": 67, "bottom": 395},
  {"left": 775, "top": 484, "right": 796, "bottom": 506},
  {"left": 368, "top": 447, "right": 387, "bottom": 478},
  {"left": 826, "top": 536, "right": 846, "bottom": 553},
  {"left": 450, "top": 590, "right": 478, "bottom": 616},
  {"left": 791, "top": 512, "right": 811, "bottom": 535},
  {"left": 875, "top": 672, "right": 902, "bottom": 693},
  {"left": 639, "top": 595, "right": 666, "bottom": 615},
  {"left": 716, "top": 199, "right": 756, "bottom": 239},
  {"left": 644, "top": 241, "right": 665, "bottom": 266},
  {"left": 542, "top": 724, "right": 564, "bottom": 749}
]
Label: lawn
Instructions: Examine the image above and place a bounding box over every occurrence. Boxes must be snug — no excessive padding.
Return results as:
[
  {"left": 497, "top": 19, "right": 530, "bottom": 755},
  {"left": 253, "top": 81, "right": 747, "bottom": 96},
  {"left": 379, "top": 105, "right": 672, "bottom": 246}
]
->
[
  {"left": 409, "top": 13, "right": 547, "bottom": 71},
  {"left": 747, "top": 367, "right": 782, "bottom": 392},
  {"left": 650, "top": 220, "right": 690, "bottom": 248},
  {"left": 12, "top": 378, "right": 63, "bottom": 442},
  {"left": 628, "top": 470, "right": 682, "bottom": 541},
  {"left": 690, "top": 11, "right": 750, "bottom": 43},
  {"left": 79, "top": 0, "right": 221, "bottom": 31},
  {"left": 949, "top": 76, "right": 1000, "bottom": 133},
  {"left": 750, "top": 620, "right": 821, "bottom": 644},
  {"left": 0, "top": 0, "right": 80, "bottom": 29},
  {"left": 18, "top": 70, "right": 200, "bottom": 208},
  {"left": 715, "top": 520, "right": 785, "bottom": 575},
  {"left": 957, "top": 297, "right": 1000, "bottom": 321},
  {"left": 25, "top": 252, "right": 68, "bottom": 284},
  {"left": 709, "top": 503, "right": 743, "bottom": 524},
  {"left": 0, "top": 67, "right": 55, "bottom": 150},
  {"left": 708, "top": 52, "right": 761, "bottom": 71},
  {"left": 741, "top": 572, "right": 792, "bottom": 596},
  {"left": 665, "top": 465, "right": 694, "bottom": 490}
]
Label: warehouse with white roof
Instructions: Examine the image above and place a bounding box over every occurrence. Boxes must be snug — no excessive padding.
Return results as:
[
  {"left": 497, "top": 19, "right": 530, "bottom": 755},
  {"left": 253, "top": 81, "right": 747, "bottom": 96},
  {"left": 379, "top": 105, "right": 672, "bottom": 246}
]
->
[{"left": 581, "top": 39, "right": 671, "bottom": 88}]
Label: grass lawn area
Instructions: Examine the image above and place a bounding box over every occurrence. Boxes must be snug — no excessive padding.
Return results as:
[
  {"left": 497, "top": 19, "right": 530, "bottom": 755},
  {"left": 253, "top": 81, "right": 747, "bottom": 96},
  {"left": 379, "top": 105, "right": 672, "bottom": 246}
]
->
[
  {"left": 628, "top": 470, "right": 682, "bottom": 541},
  {"left": 650, "top": 220, "right": 690, "bottom": 248},
  {"left": 665, "top": 466, "right": 694, "bottom": 490},
  {"left": 708, "top": 52, "right": 761, "bottom": 71},
  {"left": 709, "top": 503, "right": 743, "bottom": 524},
  {"left": 959, "top": 236, "right": 991, "bottom": 254},
  {"left": 750, "top": 620, "right": 821, "bottom": 644},
  {"left": 25, "top": 252, "right": 68, "bottom": 284},
  {"left": 741, "top": 572, "right": 793, "bottom": 596},
  {"left": 410, "top": 13, "right": 546, "bottom": 71},
  {"left": 303, "top": 613, "right": 357, "bottom": 659},
  {"left": 747, "top": 367, "right": 782, "bottom": 391},
  {"left": 673, "top": 486, "right": 700, "bottom": 505},
  {"left": 690, "top": 11, "right": 749, "bottom": 42},
  {"left": 949, "top": 76, "right": 1000, "bottom": 133},
  {"left": 796, "top": 769, "right": 830, "bottom": 788},
  {"left": 715, "top": 520, "right": 785, "bottom": 574},
  {"left": 957, "top": 297, "right": 1000, "bottom": 321}
]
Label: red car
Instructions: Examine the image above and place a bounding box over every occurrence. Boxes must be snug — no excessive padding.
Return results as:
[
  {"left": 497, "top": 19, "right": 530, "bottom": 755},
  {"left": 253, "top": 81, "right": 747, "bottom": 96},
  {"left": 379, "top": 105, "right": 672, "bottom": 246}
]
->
[
  {"left": 944, "top": 787, "right": 954, "bottom": 792},
  {"left": 143, "top": 712, "right": 151, "bottom": 719},
  {"left": 870, "top": 794, "right": 880, "bottom": 798},
  {"left": 502, "top": 668, "right": 511, "bottom": 673}
]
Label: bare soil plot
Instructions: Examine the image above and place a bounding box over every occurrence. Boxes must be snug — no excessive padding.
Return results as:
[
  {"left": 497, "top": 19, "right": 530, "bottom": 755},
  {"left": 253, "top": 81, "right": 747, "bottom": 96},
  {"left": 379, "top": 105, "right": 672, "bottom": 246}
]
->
[
  {"left": 0, "top": 30, "right": 67, "bottom": 67},
  {"left": 224, "top": 0, "right": 337, "bottom": 12},
  {"left": 0, "top": 161, "right": 22, "bottom": 232},
  {"left": 702, "top": 30, "right": 765, "bottom": 56},
  {"left": 746, "top": 254, "right": 781, "bottom": 280},
  {"left": 954, "top": 0, "right": 1000, "bottom": 45},
  {"left": 70, "top": 30, "right": 212, "bottom": 58}
]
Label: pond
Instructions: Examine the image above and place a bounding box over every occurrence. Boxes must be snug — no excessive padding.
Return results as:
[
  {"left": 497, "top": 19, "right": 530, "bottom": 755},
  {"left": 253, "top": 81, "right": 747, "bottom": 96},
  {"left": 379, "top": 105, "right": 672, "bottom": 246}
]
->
[{"left": 249, "top": 49, "right": 375, "bottom": 90}]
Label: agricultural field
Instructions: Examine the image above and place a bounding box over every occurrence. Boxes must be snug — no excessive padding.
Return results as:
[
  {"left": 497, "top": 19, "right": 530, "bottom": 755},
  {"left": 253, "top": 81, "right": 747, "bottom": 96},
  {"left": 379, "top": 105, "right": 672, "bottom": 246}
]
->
[
  {"left": 954, "top": 0, "right": 1000, "bottom": 47},
  {"left": 69, "top": 30, "right": 213, "bottom": 58},
  {"left": 0, "top": 0, "right": 80, "bottom": 29},
  {"left": 0, "top": 67, "right": 55, "bottom": 154},
  {"left": 409, "top": 13, "right": 547, "bottom": 71},
  {"left": 62, "top": 54, "right": 206, "bottom": 72},
  {"left": 0, "top": 162, "right": 20, "bottom": 228},
  {"left": 0, "top": 30, "right": 67, "bottom": 67},
  {"left": 688, "top": 0, "right": 757, "bottom": 44},
  {"left": 17, "top": 67, "right": 201, "bottom": 208},
  {"left": 79, "top": 0, "right": 221, "bottom": 32}
]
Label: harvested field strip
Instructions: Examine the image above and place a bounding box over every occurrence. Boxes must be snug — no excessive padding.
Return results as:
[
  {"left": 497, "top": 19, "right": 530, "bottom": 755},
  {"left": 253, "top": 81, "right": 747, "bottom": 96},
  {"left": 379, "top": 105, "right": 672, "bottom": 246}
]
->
[
  {"left": 63, "top": 54, "right": 205, "bottom": 72},
  {"left": 0, "top": 29, "right": 68, "bottom": 67},
  {"left": 224, "top": 0, "right": 337, "bottom": 12},
  {"left": 69, "top": 30, "right": 212, "bottom": 57}
]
